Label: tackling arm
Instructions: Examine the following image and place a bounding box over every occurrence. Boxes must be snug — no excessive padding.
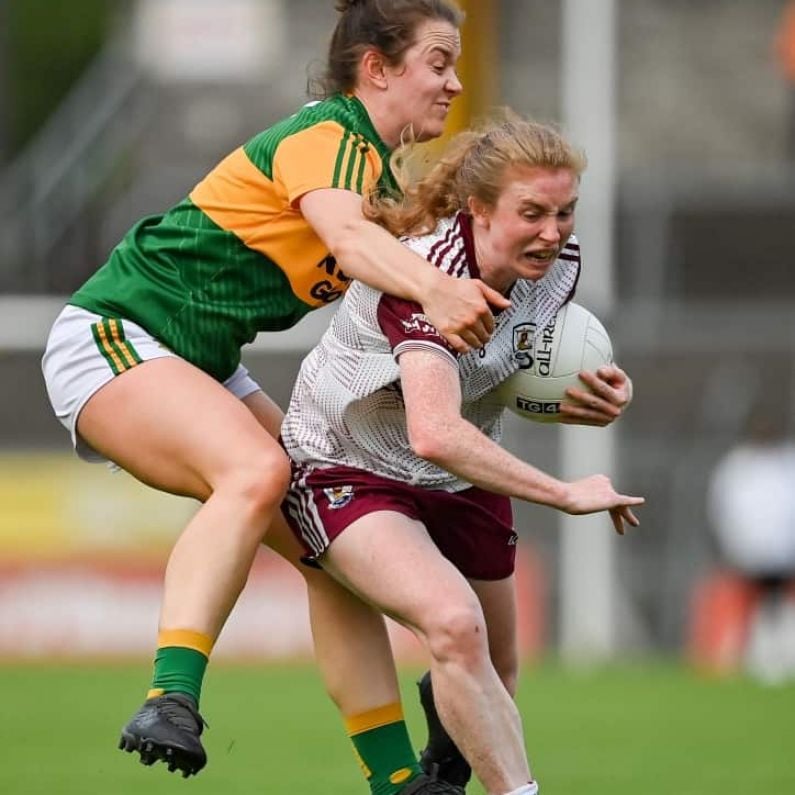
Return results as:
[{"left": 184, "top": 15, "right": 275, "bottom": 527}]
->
[{"left": 300, "top": 189, "right": 510, "bottom": 351}]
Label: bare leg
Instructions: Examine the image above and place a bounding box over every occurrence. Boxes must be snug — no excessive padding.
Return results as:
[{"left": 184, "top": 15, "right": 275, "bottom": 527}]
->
[
  {"left": 81, "top": 359, "right": 290, "bottom": 776},
  {"left": 243, "top": 390, "right": 402, "bottom": 716},
  {"left": 78, "top": 358, "right": 290, "bottom": 639},
  {"left": 420, "top": 575, "right": 521, "bottom": 787},
  {"left": 321, "top": 511, "right": 533, "bottom": 794},
  {"left": 264, "top": 513, "right": 401, "bottom": 714},
  {"left": 469, "top": 576, "right": 519, "bottom": 696}
]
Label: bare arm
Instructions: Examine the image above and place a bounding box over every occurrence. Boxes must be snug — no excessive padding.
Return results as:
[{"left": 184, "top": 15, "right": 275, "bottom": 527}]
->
[
  {"left": 300, "top": 188, "right": 510, "bottom": 352},
  {"left": 400, "top": 350, "right": 644, "bottom": 534}
]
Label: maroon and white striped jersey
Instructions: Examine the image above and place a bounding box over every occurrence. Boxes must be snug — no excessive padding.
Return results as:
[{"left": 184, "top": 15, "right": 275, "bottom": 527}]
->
[{"left": 281, "top": 212, "right": 581, "bottom": 491}]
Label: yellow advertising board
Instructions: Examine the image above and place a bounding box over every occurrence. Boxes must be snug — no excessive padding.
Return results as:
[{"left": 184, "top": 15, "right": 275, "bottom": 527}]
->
[
  {"left": 0, "top": 453, "right": 545, "bottom": 661},
  {"left": 0, "top": 452, "right": 194, "bottom": 563}
]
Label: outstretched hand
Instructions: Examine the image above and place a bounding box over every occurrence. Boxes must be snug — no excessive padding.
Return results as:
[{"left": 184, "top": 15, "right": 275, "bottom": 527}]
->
[
  {"left": 560, "top": 474, "right": 644, "bottom": 535},
  {"left": 422, "top": 277, "right": 511, "bottom": 353},
  {"left": 608, "top": 503, "right": 642, "bottom": 536},
  {"left": 559, "top": 364, "right": 633, "bottom": 427}
]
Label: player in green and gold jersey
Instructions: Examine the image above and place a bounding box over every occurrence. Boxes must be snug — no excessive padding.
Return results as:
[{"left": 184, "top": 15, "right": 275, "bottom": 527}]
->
[
  {"left": 43, "top": 2, "right": 508, "bottom": 792},
  {"left": 70, "top": 93, "right": 400, "bottom": 382}
]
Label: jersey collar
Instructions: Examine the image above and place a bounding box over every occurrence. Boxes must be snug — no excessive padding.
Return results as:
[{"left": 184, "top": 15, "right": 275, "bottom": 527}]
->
[
  {"left": 456, "top": 211, "right": 483, "bottom": 282},
  {"left": 456, "top": 211, "right": 517, "bottom": 304}
]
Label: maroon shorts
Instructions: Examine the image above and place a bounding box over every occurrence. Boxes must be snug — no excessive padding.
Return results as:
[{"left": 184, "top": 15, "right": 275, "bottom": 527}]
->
[{"left": 282, "top": 463, "right": 517, "bottom": 580}]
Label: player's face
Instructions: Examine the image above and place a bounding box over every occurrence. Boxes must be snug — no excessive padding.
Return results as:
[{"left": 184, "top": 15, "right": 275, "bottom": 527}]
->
[
  {"left": 470, "top": 166, "right": 579, "bottom": 291},
  {"left": 385, "top": 19, "right": 462, "bottom": 143}
]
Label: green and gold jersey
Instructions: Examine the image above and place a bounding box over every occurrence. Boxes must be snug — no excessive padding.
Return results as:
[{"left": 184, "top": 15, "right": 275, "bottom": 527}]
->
[{"left": 70, "top": 94, "right": 397, "bottom": 381}]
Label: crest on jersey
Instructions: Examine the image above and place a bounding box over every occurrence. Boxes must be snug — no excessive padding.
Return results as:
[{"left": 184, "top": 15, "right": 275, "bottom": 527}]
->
[
  {"left": 512, "top": 323, "right": 536, "bottom": 370},
  {"left": 323, "top": 485, "right": 354, "bottom": 510},
  {"left": 401, "top": 313, "right": 437, "bottom": 336}
]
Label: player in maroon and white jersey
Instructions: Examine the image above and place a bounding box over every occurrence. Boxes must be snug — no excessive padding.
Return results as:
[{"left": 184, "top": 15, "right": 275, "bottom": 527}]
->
[
  {"left": 282, "top": 117, "right": 642, "bottom": 795},
  {"left": 282, "top": 213, "right": 581, "bottom": 489}
]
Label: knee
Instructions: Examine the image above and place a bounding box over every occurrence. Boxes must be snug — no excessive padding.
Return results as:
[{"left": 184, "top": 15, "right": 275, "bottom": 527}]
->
[
  {"left": 425, "top": 599, "right": 490, "bottom": 669},
  {"left": 216, "top": 447, "right": 291, "bottom": 519}
]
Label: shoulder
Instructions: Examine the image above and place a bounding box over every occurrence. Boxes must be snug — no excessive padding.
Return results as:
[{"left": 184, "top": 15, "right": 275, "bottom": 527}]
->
[
  {"left": 245, "top": 99, "right": 353, "bottom": 159},
  {"left": 400, "top": 216, "right": 468, "bottom": 276},
  {"left": 238, "top": 98, "right": 383, "bottom": 194},
  {"left": 265, "top": 96, "right": 382, "bottom": 145}
]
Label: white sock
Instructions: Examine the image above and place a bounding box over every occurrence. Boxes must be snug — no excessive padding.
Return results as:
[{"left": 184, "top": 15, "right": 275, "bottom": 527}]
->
[{"left": 504, "top": 783, "right": 539, "bottom": 795}]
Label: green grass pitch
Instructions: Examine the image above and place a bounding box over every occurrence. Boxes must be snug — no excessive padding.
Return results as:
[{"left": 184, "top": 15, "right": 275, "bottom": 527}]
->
[{"left": 0, "top": 661, "right": 792, "bottom": 794}]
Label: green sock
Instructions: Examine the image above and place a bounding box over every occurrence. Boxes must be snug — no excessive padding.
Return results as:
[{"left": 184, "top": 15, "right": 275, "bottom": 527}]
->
[
  {"left": 347, "top": 704, "right": 423, "bottom": 795},
  {"left": 149, "top": 646, "right": 208, "bottom": 706}
]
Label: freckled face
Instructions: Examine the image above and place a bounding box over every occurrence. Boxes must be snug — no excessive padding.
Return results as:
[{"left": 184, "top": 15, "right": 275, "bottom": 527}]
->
[
  {"left": 470, "top": 166, "right": 579, "bottom": 292},
  {"left": 383, "top": 19, "right": 463, "bottom": 142}
]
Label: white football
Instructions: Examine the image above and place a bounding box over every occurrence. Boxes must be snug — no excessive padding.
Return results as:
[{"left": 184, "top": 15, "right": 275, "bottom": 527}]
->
[{"left": 494, "top": 302, "right": 613, "bottom": 423}]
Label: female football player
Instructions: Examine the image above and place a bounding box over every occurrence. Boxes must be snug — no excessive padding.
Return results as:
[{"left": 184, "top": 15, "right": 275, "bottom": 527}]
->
[{"left": 282, "top": 116, "right": 643, "bottom": 795}]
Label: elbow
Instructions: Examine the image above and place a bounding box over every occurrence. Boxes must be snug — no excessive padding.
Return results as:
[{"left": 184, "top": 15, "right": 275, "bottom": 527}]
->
[
  {"left": 409, "top": 425, "right": 450, "bottom": 465},
  {"left": 327, "top": 218, "right": 367, "bottom": 264}
]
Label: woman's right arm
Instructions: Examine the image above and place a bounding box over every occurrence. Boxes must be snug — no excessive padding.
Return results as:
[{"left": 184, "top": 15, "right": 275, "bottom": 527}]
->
[{"left": 300, "top": 188, "right": 510, "bottom": 352}]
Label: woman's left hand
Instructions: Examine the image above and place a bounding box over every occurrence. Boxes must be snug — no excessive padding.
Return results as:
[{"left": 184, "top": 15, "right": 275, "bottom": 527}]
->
[{"left": 558, "top": 364, "right": 633, "bottom": 427}]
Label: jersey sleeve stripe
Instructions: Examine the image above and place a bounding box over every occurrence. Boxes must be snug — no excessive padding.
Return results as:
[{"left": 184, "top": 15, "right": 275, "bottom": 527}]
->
[
  {"left": 355, "top": 139, "right": 368, "bottom": 194},
  {"left": 333, "top": 133, "right": 370, "bottom": 192},
  {"left": 343, "top": 135, "right": 358, "bottom": 190},
  {"left": 343, "top": 135, "right": 366, "bottom": 192},
  {"left": 332, "top": 130, "right": 353, "bottom": 189}
]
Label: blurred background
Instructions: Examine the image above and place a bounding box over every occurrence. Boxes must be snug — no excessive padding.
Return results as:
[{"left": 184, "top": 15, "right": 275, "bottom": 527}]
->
[{"left": 2, "top": 0, "right": 795, "bottom": 679}]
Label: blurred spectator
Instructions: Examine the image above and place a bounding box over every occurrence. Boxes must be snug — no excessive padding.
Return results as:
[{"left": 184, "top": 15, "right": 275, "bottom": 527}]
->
[
  {"left": 774, "top": 0, "right": 795, "bottom": 160},
  {"left": 704, "top": 413, "right": 795, "bottom": 683}
]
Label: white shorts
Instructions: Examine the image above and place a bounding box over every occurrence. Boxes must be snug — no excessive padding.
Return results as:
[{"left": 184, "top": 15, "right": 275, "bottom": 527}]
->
[{"left": 42, "top": 305, "right": 262, "bottom": 463}]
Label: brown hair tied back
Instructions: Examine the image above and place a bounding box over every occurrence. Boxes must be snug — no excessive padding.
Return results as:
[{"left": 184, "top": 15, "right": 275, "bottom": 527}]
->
[{"left": 316, "top": 0, "right": 463, "bottom": 98}]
